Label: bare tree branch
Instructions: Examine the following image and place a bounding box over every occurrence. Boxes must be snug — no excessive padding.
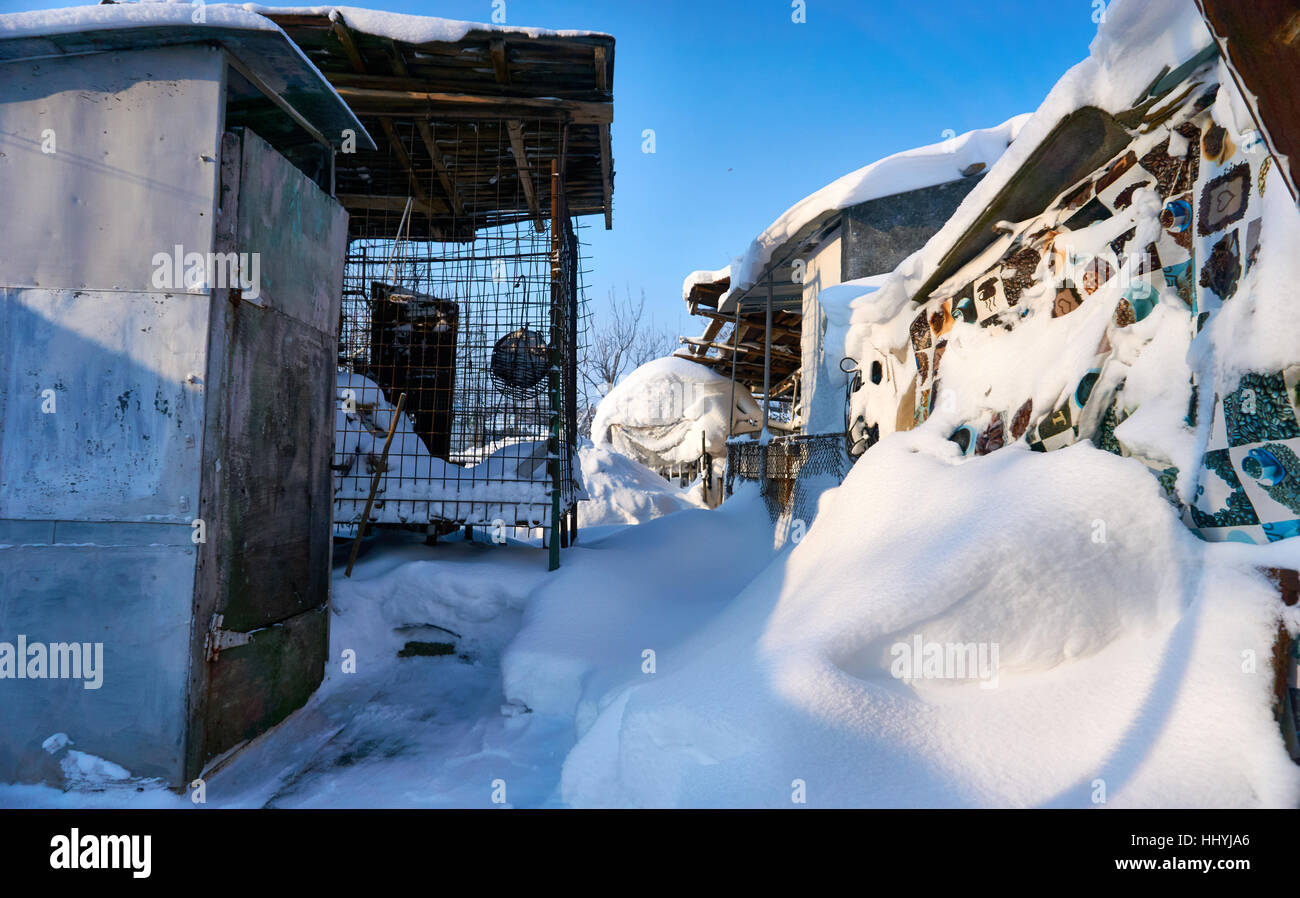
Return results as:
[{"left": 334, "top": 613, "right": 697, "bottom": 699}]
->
[{"left": 578, "top": 286, "right": 676, "bottom": 437}]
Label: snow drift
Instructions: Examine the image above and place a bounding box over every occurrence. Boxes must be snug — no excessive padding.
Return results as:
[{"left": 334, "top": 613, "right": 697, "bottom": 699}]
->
[{"left": 525, "top": 432, "right": 1300, "bottom": 807}]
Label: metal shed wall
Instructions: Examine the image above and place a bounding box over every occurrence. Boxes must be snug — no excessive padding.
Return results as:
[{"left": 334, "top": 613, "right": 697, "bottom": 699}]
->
[{"left": 0, "top": 46, "right": 224, "bottom": 782}]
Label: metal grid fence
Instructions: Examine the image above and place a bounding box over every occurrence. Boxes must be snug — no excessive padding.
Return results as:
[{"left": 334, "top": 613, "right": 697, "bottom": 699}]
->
[
  {"left": 332, "top": 119, "right": 586, "bottom": 537},
  {"left": 726, "top": 434, "right": 849, "bottom": 545}
]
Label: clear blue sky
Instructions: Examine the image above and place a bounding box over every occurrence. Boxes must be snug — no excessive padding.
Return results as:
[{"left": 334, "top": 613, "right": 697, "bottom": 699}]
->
[{"left": 3, "top": 0, "right": 1103, "bottom": 335}]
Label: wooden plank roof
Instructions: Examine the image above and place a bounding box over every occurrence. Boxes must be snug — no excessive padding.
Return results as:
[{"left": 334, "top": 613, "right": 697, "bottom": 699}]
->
[{"left": 263, "top": 9, "right": 615, "bottom": 241}]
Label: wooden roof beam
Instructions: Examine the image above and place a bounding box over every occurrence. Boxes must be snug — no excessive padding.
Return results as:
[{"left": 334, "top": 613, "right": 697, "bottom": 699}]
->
[
  {"left": 331, "top": 16, "right": 434, "bottom": 222},
  {"left": 334, "top": 87, "right": 612, "bottom": 123},
  {"left": 507, "top": 120, "right": 545, "bottom": 232},
  {"left": 386, "top": 39, "right": 467, "bottom": 219},
  {"left": 595, "top": 45, "right": 612, "bottom": 229},
  {"left": 336, "top": 193, "right": 440, "bottom": 216},
  {"left": 490, "top": 38, "right": 511, "bottom": 85},
  {"left": 377, "top": 118, "right": 436, "bottom": 217},
  {"left": 693, "top": 309, "right": 802, "bottom": 340}
]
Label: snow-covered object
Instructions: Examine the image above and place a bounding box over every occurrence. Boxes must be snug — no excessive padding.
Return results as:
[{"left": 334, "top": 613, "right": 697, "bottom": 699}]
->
[
  {"left": 680, "top": 266, "right": 732, "bottom": 303},
  {"left": 838, "top": 0, "right": 1300, "bottom": 546},
  {"left": 232, "top": 3, "right": 610, "bottom": 42},
  {"left": 590, "top": 357, "right": 762, "bottom": 469},
  {"left": 335, "top": 370, "right": 576, "bottom": 526},
  {"left": 517, "top": 430, "right": 1300, "bottom": 807},
  {"left": 0, "top": 3, "right": 283, "bottom": 39},
  {"left": 576, "top": 442, "right": 703, "bottom": 528},
  {"left": 682, "top": 115, "right": 1030, "bottom": 305}
]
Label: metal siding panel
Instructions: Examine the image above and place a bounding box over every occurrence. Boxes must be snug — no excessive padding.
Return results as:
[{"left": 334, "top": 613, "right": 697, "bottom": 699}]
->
[
  {"left": 236, "top": 128, "right": 349, "bottom": 332},
  {"left": 0, "top": 46, "right": 222, "bottom": 292},
  {"left": 0, "top": 287, "right": 209, "bottom": 523},
  {"left": 0, "top": 542, "right": 196, "bottom": 784}
]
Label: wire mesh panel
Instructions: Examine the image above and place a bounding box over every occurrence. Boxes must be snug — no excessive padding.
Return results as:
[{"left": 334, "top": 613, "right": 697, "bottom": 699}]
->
[
  {"left": 725, "top": 434, "right": 849, "bottom": 546},
  {"left": 332, "top": 118, "right": 585, "bottom": 536}
]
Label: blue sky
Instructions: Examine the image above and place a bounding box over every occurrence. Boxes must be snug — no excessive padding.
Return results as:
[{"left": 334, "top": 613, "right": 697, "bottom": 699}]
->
[{"left": 5, "top": 0, "right": 1104, "bottom": 334}]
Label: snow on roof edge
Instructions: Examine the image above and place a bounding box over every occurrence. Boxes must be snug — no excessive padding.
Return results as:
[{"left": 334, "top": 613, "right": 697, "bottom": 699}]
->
[
  {"left": 0, "top": 3, "right": 374, "bottom": 149},
  {"left": 680, "top": 114, "right": 1031, "bottom": 307},
  {"left": 233, "top": 4, "right": 613, "bottom": 43}
]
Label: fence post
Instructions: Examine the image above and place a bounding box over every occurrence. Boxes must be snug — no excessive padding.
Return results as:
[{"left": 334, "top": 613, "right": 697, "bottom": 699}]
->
[{"left": 548, "top": 158, "right": 562, "bottom": 571}]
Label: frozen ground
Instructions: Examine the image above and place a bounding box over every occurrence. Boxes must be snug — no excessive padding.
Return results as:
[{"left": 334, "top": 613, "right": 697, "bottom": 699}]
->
[
  {"left": 3, "top": 435, "right": 1298, "bottom": 808},
  {"left": 0, "top": 466, "right": 771, "bottom": 809}
]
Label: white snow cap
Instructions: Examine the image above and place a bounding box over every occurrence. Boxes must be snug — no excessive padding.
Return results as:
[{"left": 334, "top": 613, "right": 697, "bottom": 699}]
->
[
  {"left": 684, "top": 114, "right": 1031, "bottom": 305},
  {"left": 0, "top": 2, "right": 282, "bottom": 38},
  {"left": 591, "top": 357, "right": 762, "bottom": 467},
  {"left": 232, "top": 4, "right": 611, "bottom": 41}
]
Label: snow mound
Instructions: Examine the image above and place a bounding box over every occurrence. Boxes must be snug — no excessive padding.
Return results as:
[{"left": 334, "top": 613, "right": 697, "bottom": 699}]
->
[
  {"left": 591, "top": 357, "right": 761, "bottom": 469},
  {"left": 552, "top": 432, "right": 1300, "bottom": 807},
  {"left": 577, "top": 442, "right": 703, "bottom": 528},
  {"left": 334, "top": 369, "right": 570, "bottom": 526}
]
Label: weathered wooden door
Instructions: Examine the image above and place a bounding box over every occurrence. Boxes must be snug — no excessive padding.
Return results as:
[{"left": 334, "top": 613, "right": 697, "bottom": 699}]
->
[{"left": 185, "top": 127, "right": 349, "bottom": 779}]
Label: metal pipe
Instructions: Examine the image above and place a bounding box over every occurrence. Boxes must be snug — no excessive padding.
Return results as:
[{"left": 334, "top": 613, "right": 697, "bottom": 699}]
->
[
  {"left": 548, "top": 158, "right": 562, "bottom": 572},
  {"left": 726, "top": 300, "right": 740, "bottom": 441},
  {"left": 762, "top": 278, "right": 773, "bottom": 441}
]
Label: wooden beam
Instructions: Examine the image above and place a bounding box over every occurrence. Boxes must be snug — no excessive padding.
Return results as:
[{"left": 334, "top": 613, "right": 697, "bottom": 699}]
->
[
  {"left": 416, "top": 122, "right": 467, "bottom": 217},
  {"left": 378, "top": 118, "right": 435, "bottom": 215},
  {"left": 507, "top": 120, "right": 545, "bottom": 232},
  {"left": 490, "top": 38, "right": 511, "bottom": 85},
  {"left": 694, "top": 309, "right": 802, "bottom": 339},
  {"left": 331, "top": 17, "right": 433, "bottom": 222},
  {"left": 334, "top": 86, "right": 613, "bottom": 123},
  {"left": 330, "top": 15, "right": 367, "bottom": 72},
  {"left": 593, "top": 46, "right": 612, "bottom": 229},
  {"left": 598, "top": 122, "right": 612, "bottom": 230},
  {"left": 680, "top": 337, "right": 799, "bottom": 363},
  {"left": 336, "top": 193, "right": 440, "bottom": 216},
  {"left": 386, "top": 40, "right": 467, "bottom": 219},
  {"left": 594, "top": 45, "right": 608, "bottom": 92}
]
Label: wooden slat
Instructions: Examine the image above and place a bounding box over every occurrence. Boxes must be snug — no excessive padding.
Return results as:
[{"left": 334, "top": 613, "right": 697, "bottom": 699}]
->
[
  {"left": 598, "top": 122, "right": 612, "bottom": 230},
  {"left": 694, "top": 309, "right": 802, "bottom": 339},
  {"left": 336, "top": 193, "right": 438, "bottom": 216},
  {"left": 490, "top": 38, "right": 511, "bottom": 85},
  {"left": 331, "top": 17, "right": 433, "bottom": 220},
  {"left": 507, "top": 121, "right": 545, "bottom": 232},
  {"left": 335, "top": 86, "right": 612, "bottom": 123},
  {"left": 330, "top": 15, "right": 367, "bottom": 72},
  {"left": 594, "top": 45, "right": 608, "bottom": 92},
  {"left": 377, "top": 118, "right": 436, "bottom": 214},
  {"left": 388, "top": 40, "right": 467, "bottom": 219}
]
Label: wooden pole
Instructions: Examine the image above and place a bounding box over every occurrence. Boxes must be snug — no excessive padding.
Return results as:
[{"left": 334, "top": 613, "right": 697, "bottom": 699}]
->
[{"left": 345, "top": 392, "right": 406, "bottom": 578}]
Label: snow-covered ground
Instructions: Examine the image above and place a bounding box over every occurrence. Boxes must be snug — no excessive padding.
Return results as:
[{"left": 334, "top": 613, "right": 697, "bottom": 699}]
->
[
  {"left": 5, "top": 433, "right": 1297, "bottom": 808},
  {"left": 0, "top": 448, "right": 766, "bottom": 809},
  {"left": 3, "top": 0, "right": 1297, "bottom": 810}
]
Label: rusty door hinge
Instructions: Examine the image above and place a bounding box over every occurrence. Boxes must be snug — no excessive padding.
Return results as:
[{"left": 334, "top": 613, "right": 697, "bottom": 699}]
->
[{"left": 205, "top": 613, "right": 253, "bottom": 661}]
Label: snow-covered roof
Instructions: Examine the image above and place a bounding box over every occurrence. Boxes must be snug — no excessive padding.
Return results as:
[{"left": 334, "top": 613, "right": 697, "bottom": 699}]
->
[
  {"left": 233, "top": 4, "right": 613, "bottom": 42},
  {"left": 683, "top": 115, "right": 1031, "bottom": 305},
  {"left": 0, "top": 3, "right": 373, "bottom": 150}
]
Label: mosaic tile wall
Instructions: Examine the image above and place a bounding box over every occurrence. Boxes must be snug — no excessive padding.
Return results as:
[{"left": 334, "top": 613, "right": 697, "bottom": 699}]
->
[{"left": 904, "top": 53, "right": 1298, "bottom": 546}]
